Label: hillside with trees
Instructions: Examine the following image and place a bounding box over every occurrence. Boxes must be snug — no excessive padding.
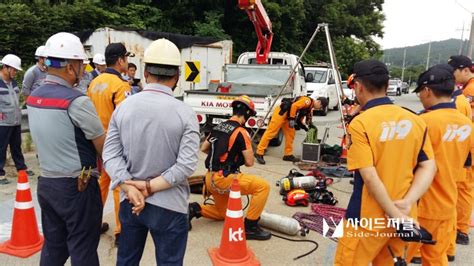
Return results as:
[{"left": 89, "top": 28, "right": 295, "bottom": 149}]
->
[
  {"left": 383, "top": 39, "right": 469, "bottom": 83},
  {"left": 1, "top": 0, "right": 385, "bottom": 78}
]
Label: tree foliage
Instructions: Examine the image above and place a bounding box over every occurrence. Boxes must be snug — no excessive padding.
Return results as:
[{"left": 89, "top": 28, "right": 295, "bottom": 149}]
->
[{"left": 1, "top": 0, "right": 385, "bottom": 77}]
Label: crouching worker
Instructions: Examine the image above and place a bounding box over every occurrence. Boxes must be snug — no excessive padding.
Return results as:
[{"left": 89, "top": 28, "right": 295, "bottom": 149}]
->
[
  {"left": 189, "top": 95, "right": 272, "bottom": 240},
  {"left": 255, "top": 96, "right": 328, "bottom": 164}
]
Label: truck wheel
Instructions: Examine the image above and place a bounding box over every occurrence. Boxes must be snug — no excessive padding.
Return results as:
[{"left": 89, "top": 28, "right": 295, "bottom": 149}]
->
[{"left": 269, "top": 130, "right": 283, "bottom": 147}]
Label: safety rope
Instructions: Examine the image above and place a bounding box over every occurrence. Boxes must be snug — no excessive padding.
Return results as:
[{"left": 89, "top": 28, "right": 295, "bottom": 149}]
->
[{"left": 293, "top": 204, "right": 346, "bottom": 242}]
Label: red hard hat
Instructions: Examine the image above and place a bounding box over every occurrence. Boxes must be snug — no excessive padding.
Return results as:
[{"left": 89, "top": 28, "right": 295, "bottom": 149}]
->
[
  {"left": 284, "top": 189, "right": 309, "bottom": 207},
  {"left": 232, "top": 95, "right": 256, "bottom": 116}
]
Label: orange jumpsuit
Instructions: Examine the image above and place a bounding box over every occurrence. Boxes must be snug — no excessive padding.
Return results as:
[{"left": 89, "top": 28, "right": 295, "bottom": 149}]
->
[
  {"left": 447, "top": 90, "right": 472, "bottom": 257},
  {"left": 87, "top": 68, "right": 131, "bottom": 236},
  {"left": 200, "top": 118, "right": 270, "bottom": 220},
  {"left": 334, "top": 97, "right": 434, "bottom": 265},
  {"left": 256, "top": 96, "right": 313, "bottom": 156},
  {"left": 405, "top": 103, "right": 472, "bottom": 265},
  {"left": 459, "top": 78, "right": 474, "bottom": 235}
]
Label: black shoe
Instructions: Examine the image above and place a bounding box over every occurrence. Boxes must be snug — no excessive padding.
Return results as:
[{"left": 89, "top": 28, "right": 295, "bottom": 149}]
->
[
  {"left": 456, "top": 231, "right": 469, "bottom": 245},
  {"left": 254, "top": 154, "right": 265, "bottom": 165},
  {"left": 244, "top": 218, "right": 271, "bottom": 240},
  {"left": 410, "top": 257, "right": 422, "bottom": 264},
  {"left": 25, "top": 170, "right": 35, "bottom": 176},
  {"left": 447, "top": 255, "right": 455, "bottom": 262},
  {"left": 282, "top": 155, "right": 300, "bottom": 162},
  {"left": 100, "top": 222, "right": 109, "bottom": 234},
  {"left": 114, "top": 233, "right": 120, "bottom": 247},
  {"left": 188, "top": 202, "right": 202, "bottom": 231}
]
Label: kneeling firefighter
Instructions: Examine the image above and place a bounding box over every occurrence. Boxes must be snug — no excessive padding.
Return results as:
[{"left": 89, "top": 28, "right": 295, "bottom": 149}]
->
[
  {"left": 189, "top": 95, "right": 272, "bottom": 240},
  {"left": 255, "top": 96, "right": 328, "bottom": 164}
]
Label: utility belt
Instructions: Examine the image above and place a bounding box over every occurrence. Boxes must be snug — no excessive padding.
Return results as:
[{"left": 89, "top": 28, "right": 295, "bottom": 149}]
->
[
  {"left": 77, "top": 166, "right": 97, "bottom": 192},
  {"left": 209, "top": 164, "right": 240, "bottom": 178},
  {"left": 206, "top": 167, "right": 241, "bottom": 195}
]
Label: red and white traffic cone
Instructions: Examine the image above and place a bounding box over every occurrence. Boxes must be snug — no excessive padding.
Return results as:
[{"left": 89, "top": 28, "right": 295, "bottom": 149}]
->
[
  {"left": 208, "top": 178, "right": 260, "bottom": 265},
  {"left": 0, "top": 170, "right": 43, "bottom": 258}
]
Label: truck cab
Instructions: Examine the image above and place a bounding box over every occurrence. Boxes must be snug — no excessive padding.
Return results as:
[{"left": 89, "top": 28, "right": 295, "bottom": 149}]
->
[
  {"left": 237, "top": 52, "right": 307, "bottom": 97},
  {"left": 304, "top": 64, "right": 339, "bottom": 116}
]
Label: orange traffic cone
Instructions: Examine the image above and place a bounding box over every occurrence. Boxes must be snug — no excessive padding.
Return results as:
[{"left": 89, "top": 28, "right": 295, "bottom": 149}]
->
[
  {"left": 208, "top": 178, "right": 260, "bottom": 266},
  {"left": 0, "top": 170, "right": 43, "bottom": 258},
  {"left": 340, "top": 136, "right": 348, "bottom": 163}
]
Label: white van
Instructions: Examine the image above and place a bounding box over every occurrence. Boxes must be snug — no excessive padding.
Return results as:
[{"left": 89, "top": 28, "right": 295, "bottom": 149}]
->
[{"left": 304, "top": 65, "right": 339, "bottom": 115}]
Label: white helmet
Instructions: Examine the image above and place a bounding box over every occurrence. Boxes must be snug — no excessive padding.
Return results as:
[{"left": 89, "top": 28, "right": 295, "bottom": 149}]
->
[
  {"left": 35, "top": 45, "right": 46, "bottom": 57},
  {"left": 44, "top": 32, "right": 87, "bottom": 60},
  {"left": 92, "top": 53, "right": 106, "bottom": 65},
  {"left": 144, "top": 38, "right": 181, "bottom": 66},
  {"left": 1, "top": 54, "right": 22, "bottom": 71}
]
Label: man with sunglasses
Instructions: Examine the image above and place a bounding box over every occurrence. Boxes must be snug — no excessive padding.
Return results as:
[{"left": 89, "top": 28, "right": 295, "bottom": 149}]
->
[
  {"left": 87, "top": 42, "right": 133, "bottom": 244},
  {"left": 334, "top": 59, "right": 436, "bottom": 265}
]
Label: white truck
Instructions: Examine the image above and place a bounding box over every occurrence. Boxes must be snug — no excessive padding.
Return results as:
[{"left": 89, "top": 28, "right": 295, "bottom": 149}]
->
[
  {"left": 182, "top": 52, "right": 307, "bottom": 145},
  {"left": 304, "top": 64, "right": 340, "bottom": 116}
]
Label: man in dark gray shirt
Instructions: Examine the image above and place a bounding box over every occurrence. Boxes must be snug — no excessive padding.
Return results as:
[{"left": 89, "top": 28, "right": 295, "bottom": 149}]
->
[
  {"left": 103, "top": 38, "right": 199, "bottom": 265},
  {"left": 22, "top": 45, "right": 47, "bottom": 97},
  {"left": 27, "top": 33, "right": 105, "bottom": 266}
]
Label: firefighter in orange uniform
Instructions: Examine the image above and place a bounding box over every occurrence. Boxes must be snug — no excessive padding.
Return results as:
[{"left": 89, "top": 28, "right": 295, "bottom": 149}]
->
[
  {"left": 405, "top": 65, "right": 473, "bottom": 265},
  {"left": 333, "top": 60, "right": 437, "bottom": 265},
  {"left": 447, "top": 55, "right": 474, "bottom": 250},
  {"left": 188, "top": 95, "right": 272, "bottom": 240},
  {"left": 87, "top": 42, "right": 133, "bottom": 244},
  {"left": 254, "top": 96, "right": 328, "bottom": 164}
]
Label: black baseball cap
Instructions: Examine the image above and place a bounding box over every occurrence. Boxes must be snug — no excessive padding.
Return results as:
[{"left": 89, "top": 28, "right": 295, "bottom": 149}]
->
[
  {"left": 105, "top": 43, "right": 135, "bottom": 60},
  {"left": 414, "top": 64, "right": 455, "bottom": 93},
  {"left": 352, "top": 59, "right": 389, "bottom": 78},
  {"left": 448, "top": 55, "right": 472, "bottom": 69}
]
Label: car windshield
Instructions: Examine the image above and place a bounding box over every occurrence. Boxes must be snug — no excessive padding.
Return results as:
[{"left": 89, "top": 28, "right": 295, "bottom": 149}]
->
[
  {"left": 306, "top": 69, "right": 327, "bottom": 83},
  {"left": 389, "top": 80, "right": 397, "bottom": 85}
]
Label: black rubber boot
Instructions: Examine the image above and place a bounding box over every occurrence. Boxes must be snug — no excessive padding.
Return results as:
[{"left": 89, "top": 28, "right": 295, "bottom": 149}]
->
[
  {"left": 244, "top": 218, "right": 271, "bottom": 240},
  {"left": 447, "top": 255, "right": 455, "bottom": 262},
  {"left": 282, "top": 155, "right": 300, "bottom": 162},
  {"left": 188, "top": 202, "right": 202, "bottom": 231},
  {"left": 456, "top": 230, "right": 469, "bottom": 245},
  {"left": 254, "top": 154, "right": 266, "bottom": 165},
  {"left": 100, "top": 222, "right": 109, "bottom": 234}
]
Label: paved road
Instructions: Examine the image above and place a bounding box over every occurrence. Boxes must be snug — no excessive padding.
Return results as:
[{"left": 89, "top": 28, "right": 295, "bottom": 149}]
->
[{"left": 2, "top": 93, "right": 473, "bottom": 265}]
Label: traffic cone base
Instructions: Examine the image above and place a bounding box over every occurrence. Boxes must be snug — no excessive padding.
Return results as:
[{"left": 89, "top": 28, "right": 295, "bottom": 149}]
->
[
  {"left": 208, "top": 178, "right": 260, "bottom": 265},
  {"left": 0, "top": 170, "right": 44, "bottom": 258},
  {"left": 208, "top": 246, "right": 259, "bottom": 266},
  {"left": 0, "top": 235, "right": 44, "bottom": 258}
]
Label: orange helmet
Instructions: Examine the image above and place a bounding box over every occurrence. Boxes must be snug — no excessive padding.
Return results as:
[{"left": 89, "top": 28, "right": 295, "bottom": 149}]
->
[
  {"left": 347, "top": 74, "right": 356, "bottom": 89},
  {"left": 232, "top": 95, "right": 256, "bottom": 116}
]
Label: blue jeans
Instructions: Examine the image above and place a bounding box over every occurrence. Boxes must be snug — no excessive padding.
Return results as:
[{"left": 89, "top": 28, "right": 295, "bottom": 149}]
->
[{"left": 118, "top": 201, "right": 189, "bottom": 266}]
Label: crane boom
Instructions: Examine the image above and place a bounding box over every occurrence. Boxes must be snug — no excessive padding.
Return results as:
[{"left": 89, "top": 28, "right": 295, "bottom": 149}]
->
[{"left": 238, "top": 0, "right": 273, "bottom": 64}]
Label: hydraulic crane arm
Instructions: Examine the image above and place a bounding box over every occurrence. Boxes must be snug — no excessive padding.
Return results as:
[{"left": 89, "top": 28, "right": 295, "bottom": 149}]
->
[{"left": 238, "top": 0, "right": 273, "bottom": 64}]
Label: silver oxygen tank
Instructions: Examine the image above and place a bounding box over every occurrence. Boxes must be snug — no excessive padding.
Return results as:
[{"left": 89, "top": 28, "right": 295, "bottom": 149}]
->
[{"left": 259, "top": 211, "right": 306, "bottom": 236}]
